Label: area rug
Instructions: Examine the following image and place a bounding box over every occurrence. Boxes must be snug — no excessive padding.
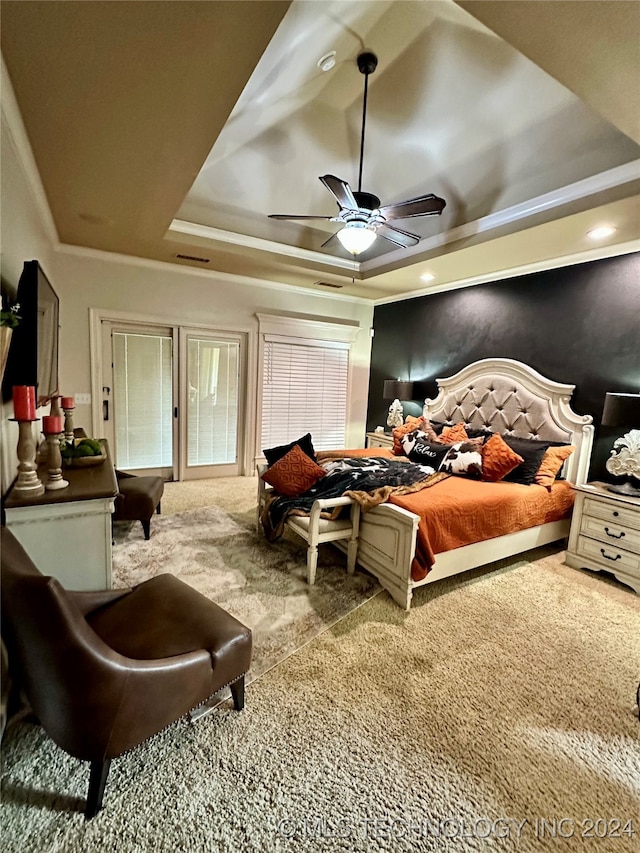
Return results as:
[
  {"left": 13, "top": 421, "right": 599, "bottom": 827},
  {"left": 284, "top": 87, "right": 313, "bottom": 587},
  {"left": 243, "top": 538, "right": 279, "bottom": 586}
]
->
[
  {"left": 111, "top": 505, "right": 381, "bottom": 685},
  {"left": 2, "top": 546, "right": 639, "bottom": 852}
]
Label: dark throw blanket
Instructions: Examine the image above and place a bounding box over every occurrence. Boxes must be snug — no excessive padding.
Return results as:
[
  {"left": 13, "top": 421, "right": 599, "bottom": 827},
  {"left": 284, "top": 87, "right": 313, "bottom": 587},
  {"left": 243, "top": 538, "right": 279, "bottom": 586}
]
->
[{"left": 261, "top": 456, "right": 448, "bottom": 541}]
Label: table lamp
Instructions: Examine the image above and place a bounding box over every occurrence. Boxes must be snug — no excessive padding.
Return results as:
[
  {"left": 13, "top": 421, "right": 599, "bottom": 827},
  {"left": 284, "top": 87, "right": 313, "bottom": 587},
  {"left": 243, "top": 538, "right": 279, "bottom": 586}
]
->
[
  {"left": 383, "top": 380, "right": 413, "bottom": 429},
  {"left": 601, "top": 392, "right": 640, "bottom": 496}
]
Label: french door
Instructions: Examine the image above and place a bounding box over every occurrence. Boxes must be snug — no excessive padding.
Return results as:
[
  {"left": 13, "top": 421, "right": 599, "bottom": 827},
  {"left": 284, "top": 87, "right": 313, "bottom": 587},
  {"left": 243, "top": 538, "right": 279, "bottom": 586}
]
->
[{"left": 100, "top": 320, "right": 245, "bottom": 480}]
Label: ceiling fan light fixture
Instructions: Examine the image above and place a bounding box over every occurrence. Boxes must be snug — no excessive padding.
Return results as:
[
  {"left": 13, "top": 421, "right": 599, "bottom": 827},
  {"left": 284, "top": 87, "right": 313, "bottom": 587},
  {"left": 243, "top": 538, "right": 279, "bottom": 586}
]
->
[{"left": 336, "top": 223, "right": 377, "bottom": 255}]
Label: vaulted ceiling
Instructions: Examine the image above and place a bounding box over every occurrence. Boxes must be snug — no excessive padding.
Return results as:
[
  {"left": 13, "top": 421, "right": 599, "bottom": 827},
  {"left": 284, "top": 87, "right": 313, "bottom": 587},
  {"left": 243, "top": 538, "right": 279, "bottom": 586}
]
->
[{"left": 2, "top": 0, "right": 639, "bottom": 301}]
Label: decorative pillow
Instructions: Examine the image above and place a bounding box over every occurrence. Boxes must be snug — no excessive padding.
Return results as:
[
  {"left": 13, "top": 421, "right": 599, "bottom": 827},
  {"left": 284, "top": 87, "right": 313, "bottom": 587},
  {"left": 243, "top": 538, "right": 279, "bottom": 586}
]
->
[
  {"left": 535, "top": 445, "right": 576, "bottom": 488},
  {"left": 261, "top": 443, "right": 326, "bottom": 496},
  {"left": 481, "top": 433, "right": 524, "bottom": 482},
  {"left": 392, "top": 416, "right": 438, "bottom": 455},
  {"left": 264, "top": 432, "right": 316, "bottom": 466},
  {"left": 440, "top": 441, "right": 483, "bottom": 479},
  {"left": 406, "top": 439, "right": 451, "bottom": 470},
  {"left": 465, "top": 426, "right": 494, "bottom": 441},
  {"left": 440, "top": 423, "right": 469, "bottom": 443},
  {"left": 501, "top": 436, "right": 552, "bottom": 486}
]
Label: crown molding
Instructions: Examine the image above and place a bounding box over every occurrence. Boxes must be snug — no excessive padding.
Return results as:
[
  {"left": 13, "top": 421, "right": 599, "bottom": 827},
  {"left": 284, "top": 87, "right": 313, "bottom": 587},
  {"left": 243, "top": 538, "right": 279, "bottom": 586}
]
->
[
  {"left": 360, "top": 159, "right": 640, "bottom": 276},
  {"left": 53, "top": 242, "right": 372, "bottom": 305},
  {"left": 168, "top": 219, "right": 357, "bottom": 272},
  {"left": 373, "top": 239, "right": 640, "bottom": 305}
]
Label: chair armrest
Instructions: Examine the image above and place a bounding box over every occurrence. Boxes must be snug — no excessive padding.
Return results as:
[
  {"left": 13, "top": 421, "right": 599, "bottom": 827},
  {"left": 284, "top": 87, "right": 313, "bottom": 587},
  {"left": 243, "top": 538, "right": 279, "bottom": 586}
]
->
[{"left": 68, "top": 588, "right": 133, "bottom": 617}]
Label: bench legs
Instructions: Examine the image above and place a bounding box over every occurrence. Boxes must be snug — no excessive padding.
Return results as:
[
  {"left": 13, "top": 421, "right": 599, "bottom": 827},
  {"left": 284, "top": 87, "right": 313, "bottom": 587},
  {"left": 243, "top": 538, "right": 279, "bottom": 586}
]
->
[{"left": 306, "top": 545, "right": 319, "bottom": 586}]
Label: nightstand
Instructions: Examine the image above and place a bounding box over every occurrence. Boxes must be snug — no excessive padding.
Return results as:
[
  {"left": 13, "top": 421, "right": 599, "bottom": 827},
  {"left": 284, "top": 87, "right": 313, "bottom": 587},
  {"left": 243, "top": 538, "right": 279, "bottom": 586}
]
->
[
  {"left": 565, "top": 481, "right": 640, "bottom": 594},
  {"left": 365, "top": 431, "right": 394, "bottom": 449}
]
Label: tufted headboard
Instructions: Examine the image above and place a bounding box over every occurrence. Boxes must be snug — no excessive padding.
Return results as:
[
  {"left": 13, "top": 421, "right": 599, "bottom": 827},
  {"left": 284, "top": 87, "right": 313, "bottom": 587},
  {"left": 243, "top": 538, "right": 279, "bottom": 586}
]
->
[{"left": 423, "top": 358, "right": 594, "bottom": 484}]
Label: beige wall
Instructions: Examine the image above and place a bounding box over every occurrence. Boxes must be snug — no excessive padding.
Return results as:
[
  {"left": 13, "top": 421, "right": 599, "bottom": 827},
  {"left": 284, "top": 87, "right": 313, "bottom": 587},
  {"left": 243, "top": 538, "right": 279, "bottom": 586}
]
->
[
  {"left": 1, "top": 102, "right": 54, "bottom": 492},
  {"left": 1, "top": 92, "right": 373, "bottom": 491}
]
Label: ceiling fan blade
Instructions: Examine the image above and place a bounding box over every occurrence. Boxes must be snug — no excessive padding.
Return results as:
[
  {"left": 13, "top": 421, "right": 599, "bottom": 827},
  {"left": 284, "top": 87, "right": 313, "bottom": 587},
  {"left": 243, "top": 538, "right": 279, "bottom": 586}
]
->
[
  {"left": 375, "top": 223, "right": 421, "bottom": 248},
  {"left": 377, "top": 193, "right": 446, "bottom": 220},
  {"left": 268, "top": 214, "right": 334, "bottom": 220},
  {"left": 319, "top": 175, "right": 358, "bottom": 210}
]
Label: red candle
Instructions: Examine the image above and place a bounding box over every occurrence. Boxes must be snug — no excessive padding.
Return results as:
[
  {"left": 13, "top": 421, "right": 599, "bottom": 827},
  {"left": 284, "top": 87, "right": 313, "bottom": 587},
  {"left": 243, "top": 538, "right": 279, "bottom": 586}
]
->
[
  {"left": 13, "top": 386, "right": 36, "bottom": 420},
  {"left": 61, "top": 396, "right": 75, "bottom": 409},
  {"left": 42, "top": 415, "right": 63, "bottom": 435}
]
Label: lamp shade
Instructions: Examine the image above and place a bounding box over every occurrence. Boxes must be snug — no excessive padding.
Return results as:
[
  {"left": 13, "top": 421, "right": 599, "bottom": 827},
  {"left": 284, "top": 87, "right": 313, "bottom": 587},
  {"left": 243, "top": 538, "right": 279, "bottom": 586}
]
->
[
  {"left": 383, "top": 380, "right": 413, "bottom": 401},
  {"left": 601, "top": 392, "right": 640, "bottom": 427},
  {"left": 336, "top": 223, "right": 377, "bottom": 255}
]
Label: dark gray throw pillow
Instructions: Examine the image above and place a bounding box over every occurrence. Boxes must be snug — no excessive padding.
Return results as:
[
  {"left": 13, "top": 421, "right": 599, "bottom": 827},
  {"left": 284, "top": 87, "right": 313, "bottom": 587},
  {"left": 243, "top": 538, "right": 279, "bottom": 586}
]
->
[
  {"left": 501, "top": 436, "right": 551, "bottom": 485},
  {"left": 264, "top": 432, "right": 316, "bottom": 465}
]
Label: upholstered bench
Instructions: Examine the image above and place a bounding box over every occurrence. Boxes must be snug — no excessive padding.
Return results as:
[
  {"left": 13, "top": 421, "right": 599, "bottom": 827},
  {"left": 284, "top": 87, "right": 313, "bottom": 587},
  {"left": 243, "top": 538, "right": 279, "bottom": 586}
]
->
[{"left": 112, "top": 470, "right": 164, "bottom": 539}]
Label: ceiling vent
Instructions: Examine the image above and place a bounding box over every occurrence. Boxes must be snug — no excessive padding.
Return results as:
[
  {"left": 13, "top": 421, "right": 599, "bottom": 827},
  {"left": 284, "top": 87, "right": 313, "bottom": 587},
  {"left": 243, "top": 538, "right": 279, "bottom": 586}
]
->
[
  {"left": 315, "top": 280, "right": 344, "bottom": 289},
  {"left": 176, "top": 253, "right": 210, "bottom": 263}
]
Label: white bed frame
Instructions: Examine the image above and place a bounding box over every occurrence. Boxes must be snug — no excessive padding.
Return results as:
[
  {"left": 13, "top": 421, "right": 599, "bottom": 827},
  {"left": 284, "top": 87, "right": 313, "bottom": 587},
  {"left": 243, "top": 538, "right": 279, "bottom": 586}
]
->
[{"left": 346, "top": 358, "right": 594, "bottom": 610}]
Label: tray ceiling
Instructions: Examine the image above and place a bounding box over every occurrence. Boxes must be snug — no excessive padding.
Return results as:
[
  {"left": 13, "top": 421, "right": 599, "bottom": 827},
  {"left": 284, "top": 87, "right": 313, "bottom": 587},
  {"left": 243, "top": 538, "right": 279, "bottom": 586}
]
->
[{"left": 2, "top": 0, "right": 639, "bottom": 301}]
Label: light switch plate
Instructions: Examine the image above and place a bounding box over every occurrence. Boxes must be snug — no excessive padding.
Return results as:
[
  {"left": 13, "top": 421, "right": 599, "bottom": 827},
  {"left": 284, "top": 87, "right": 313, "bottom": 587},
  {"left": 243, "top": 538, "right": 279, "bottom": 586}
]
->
[{"left": 75, "top": 393, "right": 91, "bottom": 405}]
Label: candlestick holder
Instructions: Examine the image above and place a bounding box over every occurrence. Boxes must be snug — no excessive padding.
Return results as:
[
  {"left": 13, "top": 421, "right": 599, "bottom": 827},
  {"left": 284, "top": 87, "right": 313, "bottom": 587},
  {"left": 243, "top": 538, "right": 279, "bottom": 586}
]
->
[
  {"left": 44, "top": 432, "right": 69, "bottom": 491},
  {"left": 50, "top": 394, "right": 63, "bottom": 419},
  {"left": 10, "top": 419, "right": 45, "bottom": 497},
  {"left": 63, "top": 404, "right": 75, "bottom": 443}
]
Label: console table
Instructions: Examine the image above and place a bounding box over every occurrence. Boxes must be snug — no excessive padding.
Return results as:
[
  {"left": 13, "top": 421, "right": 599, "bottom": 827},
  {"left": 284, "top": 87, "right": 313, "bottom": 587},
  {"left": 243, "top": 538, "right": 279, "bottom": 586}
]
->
[{"left": 3, "top": 440, "right": 118, "bottom": 590}]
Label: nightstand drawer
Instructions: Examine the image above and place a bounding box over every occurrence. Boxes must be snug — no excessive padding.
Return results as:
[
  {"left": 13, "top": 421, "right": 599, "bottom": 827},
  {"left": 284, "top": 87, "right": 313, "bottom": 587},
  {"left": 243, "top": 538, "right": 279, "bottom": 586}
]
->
[
  {"left": 576, "top": 536, "right": 640, "bottom": 575},
  {"left": 583, "top": 497, "right": 640, "bottom": 532},
  {"left": 580, "top": 515, "right": 640, "bottom": 553}
]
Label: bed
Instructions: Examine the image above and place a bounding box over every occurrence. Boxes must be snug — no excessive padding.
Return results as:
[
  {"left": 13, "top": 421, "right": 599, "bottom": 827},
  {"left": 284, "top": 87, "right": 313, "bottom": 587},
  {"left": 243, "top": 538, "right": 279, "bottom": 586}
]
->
[{"left": 345, "top": 358, "right": 594, "bottom": 609}]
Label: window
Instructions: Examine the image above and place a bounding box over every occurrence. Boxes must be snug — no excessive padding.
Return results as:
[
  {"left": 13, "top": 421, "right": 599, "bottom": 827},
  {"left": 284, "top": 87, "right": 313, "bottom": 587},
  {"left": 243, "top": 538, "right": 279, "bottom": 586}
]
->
[{"left": 260, "top": 337, "right": 350, "bottom": 452}]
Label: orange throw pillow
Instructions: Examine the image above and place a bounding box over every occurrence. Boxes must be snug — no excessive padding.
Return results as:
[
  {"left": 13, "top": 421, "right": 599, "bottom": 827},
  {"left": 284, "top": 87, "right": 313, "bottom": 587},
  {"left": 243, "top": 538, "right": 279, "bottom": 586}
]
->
[
  {"left": 481, "top": 433, "right": 524, "bottom": 482},
  {"left": 440, "top": 423, "right": 469, "bottom": 443},
  {"left": 392, "top": 416, "right": 438, "bottom": 455},
  {"left": 535, "top": 445, "right": 575, "bottom": 489},
  {"left": 262, "top": 443, "right": 326, "bottom": 497}
]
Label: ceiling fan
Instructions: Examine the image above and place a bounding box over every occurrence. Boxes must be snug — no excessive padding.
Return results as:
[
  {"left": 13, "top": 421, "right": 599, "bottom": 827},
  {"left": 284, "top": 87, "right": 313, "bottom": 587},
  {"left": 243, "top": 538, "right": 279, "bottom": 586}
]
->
[{"left": 268, "top": 50, "right": 446, "bottom": 255}]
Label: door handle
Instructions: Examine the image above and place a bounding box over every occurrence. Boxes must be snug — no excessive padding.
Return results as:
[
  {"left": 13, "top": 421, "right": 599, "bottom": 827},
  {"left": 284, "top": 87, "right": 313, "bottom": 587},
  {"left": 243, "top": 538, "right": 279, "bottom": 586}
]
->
[{"left": 103, "top": 399, "right": 109, "bottom": 421}]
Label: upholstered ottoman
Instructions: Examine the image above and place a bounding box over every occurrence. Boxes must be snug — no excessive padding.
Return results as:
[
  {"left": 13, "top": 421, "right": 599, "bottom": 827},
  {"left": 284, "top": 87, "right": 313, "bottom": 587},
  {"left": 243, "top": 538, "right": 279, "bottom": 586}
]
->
[{"left": 113, "top": 471, "right": 164, "bottom": 539}]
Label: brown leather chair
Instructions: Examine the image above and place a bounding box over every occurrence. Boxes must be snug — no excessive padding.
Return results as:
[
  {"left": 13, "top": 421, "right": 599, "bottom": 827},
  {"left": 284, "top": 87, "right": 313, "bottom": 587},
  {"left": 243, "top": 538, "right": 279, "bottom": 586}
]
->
[
  {"left": 112, "top": 470, "right": 164, "bottom": 539},
  {"left": 0, "top": 528, "right": 252, "bottom": 818}
]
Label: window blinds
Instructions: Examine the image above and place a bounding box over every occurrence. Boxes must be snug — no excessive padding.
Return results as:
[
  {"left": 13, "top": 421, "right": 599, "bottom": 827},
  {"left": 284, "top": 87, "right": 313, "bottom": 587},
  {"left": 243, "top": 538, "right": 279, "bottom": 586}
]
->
[
  {"left": 261, "top": 338, "right": 349, "bottom": 452},
  {"left": 113, "top": 332, "right": 173, "bottom": 469}
]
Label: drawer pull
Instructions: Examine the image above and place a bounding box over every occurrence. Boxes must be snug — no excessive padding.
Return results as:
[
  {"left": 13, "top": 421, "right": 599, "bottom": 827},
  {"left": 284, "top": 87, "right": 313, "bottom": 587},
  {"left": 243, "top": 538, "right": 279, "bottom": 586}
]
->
[
  {"left": 600, "top": 548, "right": 621, "bottom": 562},
  {"left": 604, "top": 527, "right": 625, "bottom": 540}
]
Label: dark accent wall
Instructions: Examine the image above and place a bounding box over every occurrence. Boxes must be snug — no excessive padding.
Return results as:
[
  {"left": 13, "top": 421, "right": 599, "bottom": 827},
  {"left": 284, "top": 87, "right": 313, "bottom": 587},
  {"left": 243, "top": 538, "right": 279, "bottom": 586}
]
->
[{"left": 369, "top": 252, "right": 640, "bottom": 482}]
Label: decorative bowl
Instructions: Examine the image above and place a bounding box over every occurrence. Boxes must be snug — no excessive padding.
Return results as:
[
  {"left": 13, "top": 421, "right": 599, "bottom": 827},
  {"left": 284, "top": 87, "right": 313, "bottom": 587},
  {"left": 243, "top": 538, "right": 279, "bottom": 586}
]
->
[{"left": 62, "top": 439, "right": 107, "bottom": 467}]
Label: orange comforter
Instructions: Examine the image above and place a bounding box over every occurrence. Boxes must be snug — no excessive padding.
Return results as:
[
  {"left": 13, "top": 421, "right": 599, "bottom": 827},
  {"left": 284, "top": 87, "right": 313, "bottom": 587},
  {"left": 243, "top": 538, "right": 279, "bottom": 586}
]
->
[{"left": 388, "top": 477, "right": 575, "bottom": 582}]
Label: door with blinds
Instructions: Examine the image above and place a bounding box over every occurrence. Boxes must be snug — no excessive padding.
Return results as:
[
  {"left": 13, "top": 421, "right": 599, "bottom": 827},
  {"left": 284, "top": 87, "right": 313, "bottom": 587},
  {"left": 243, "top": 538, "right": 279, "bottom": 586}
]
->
[
  {"left": 102, "top": 323, "right": 177, "bottom": 479},
  {"left": 260, "top": 337, "right": 349, "bottom": 452},
  {"left": 101, "top": 321, "right": 245, "bottom": 480},
  {"left": 179, "top": 331, "right": 244, "bottom": 478}
]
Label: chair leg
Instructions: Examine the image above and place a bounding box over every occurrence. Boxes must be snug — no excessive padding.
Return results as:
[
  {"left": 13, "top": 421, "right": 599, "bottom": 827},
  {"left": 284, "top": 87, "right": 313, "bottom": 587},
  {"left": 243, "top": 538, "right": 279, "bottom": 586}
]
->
[
  {"left": 156, "top": 501, "right": 161, "bottom": 515},
  {"left": 307, "top": 545, "right": 318, "bottom": 585},
  {"left": 230, "top": 675, "right": 245, "bottom": 711},
  {"left": 141, "top": 519, "right": 151, "bottom": 540},
  {"left": 85, "top": 759, "right": 111, "bottom": 820}
]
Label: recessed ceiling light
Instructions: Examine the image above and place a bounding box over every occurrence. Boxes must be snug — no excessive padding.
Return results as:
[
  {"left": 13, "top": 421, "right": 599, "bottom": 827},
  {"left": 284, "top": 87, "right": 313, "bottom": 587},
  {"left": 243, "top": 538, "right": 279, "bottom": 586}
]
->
[
  {"left": 317, "top": 51, "right": 336, "bottom": 72},
  {"left": 420, "top": 272, "right": 435, "bottom": 282},
  {"left": 587, "top": 226, "right": 617, "bottom": 240}
]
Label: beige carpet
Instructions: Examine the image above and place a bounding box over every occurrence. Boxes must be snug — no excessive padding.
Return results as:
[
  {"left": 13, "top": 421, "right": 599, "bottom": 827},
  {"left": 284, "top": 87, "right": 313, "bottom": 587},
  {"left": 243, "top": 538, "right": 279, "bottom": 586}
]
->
[
  {"left": 111, "top": 500, "right": 380, "bottom": 686},
  {"left": 1, "top": 478, "right": 639, "bottom": 852}
]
